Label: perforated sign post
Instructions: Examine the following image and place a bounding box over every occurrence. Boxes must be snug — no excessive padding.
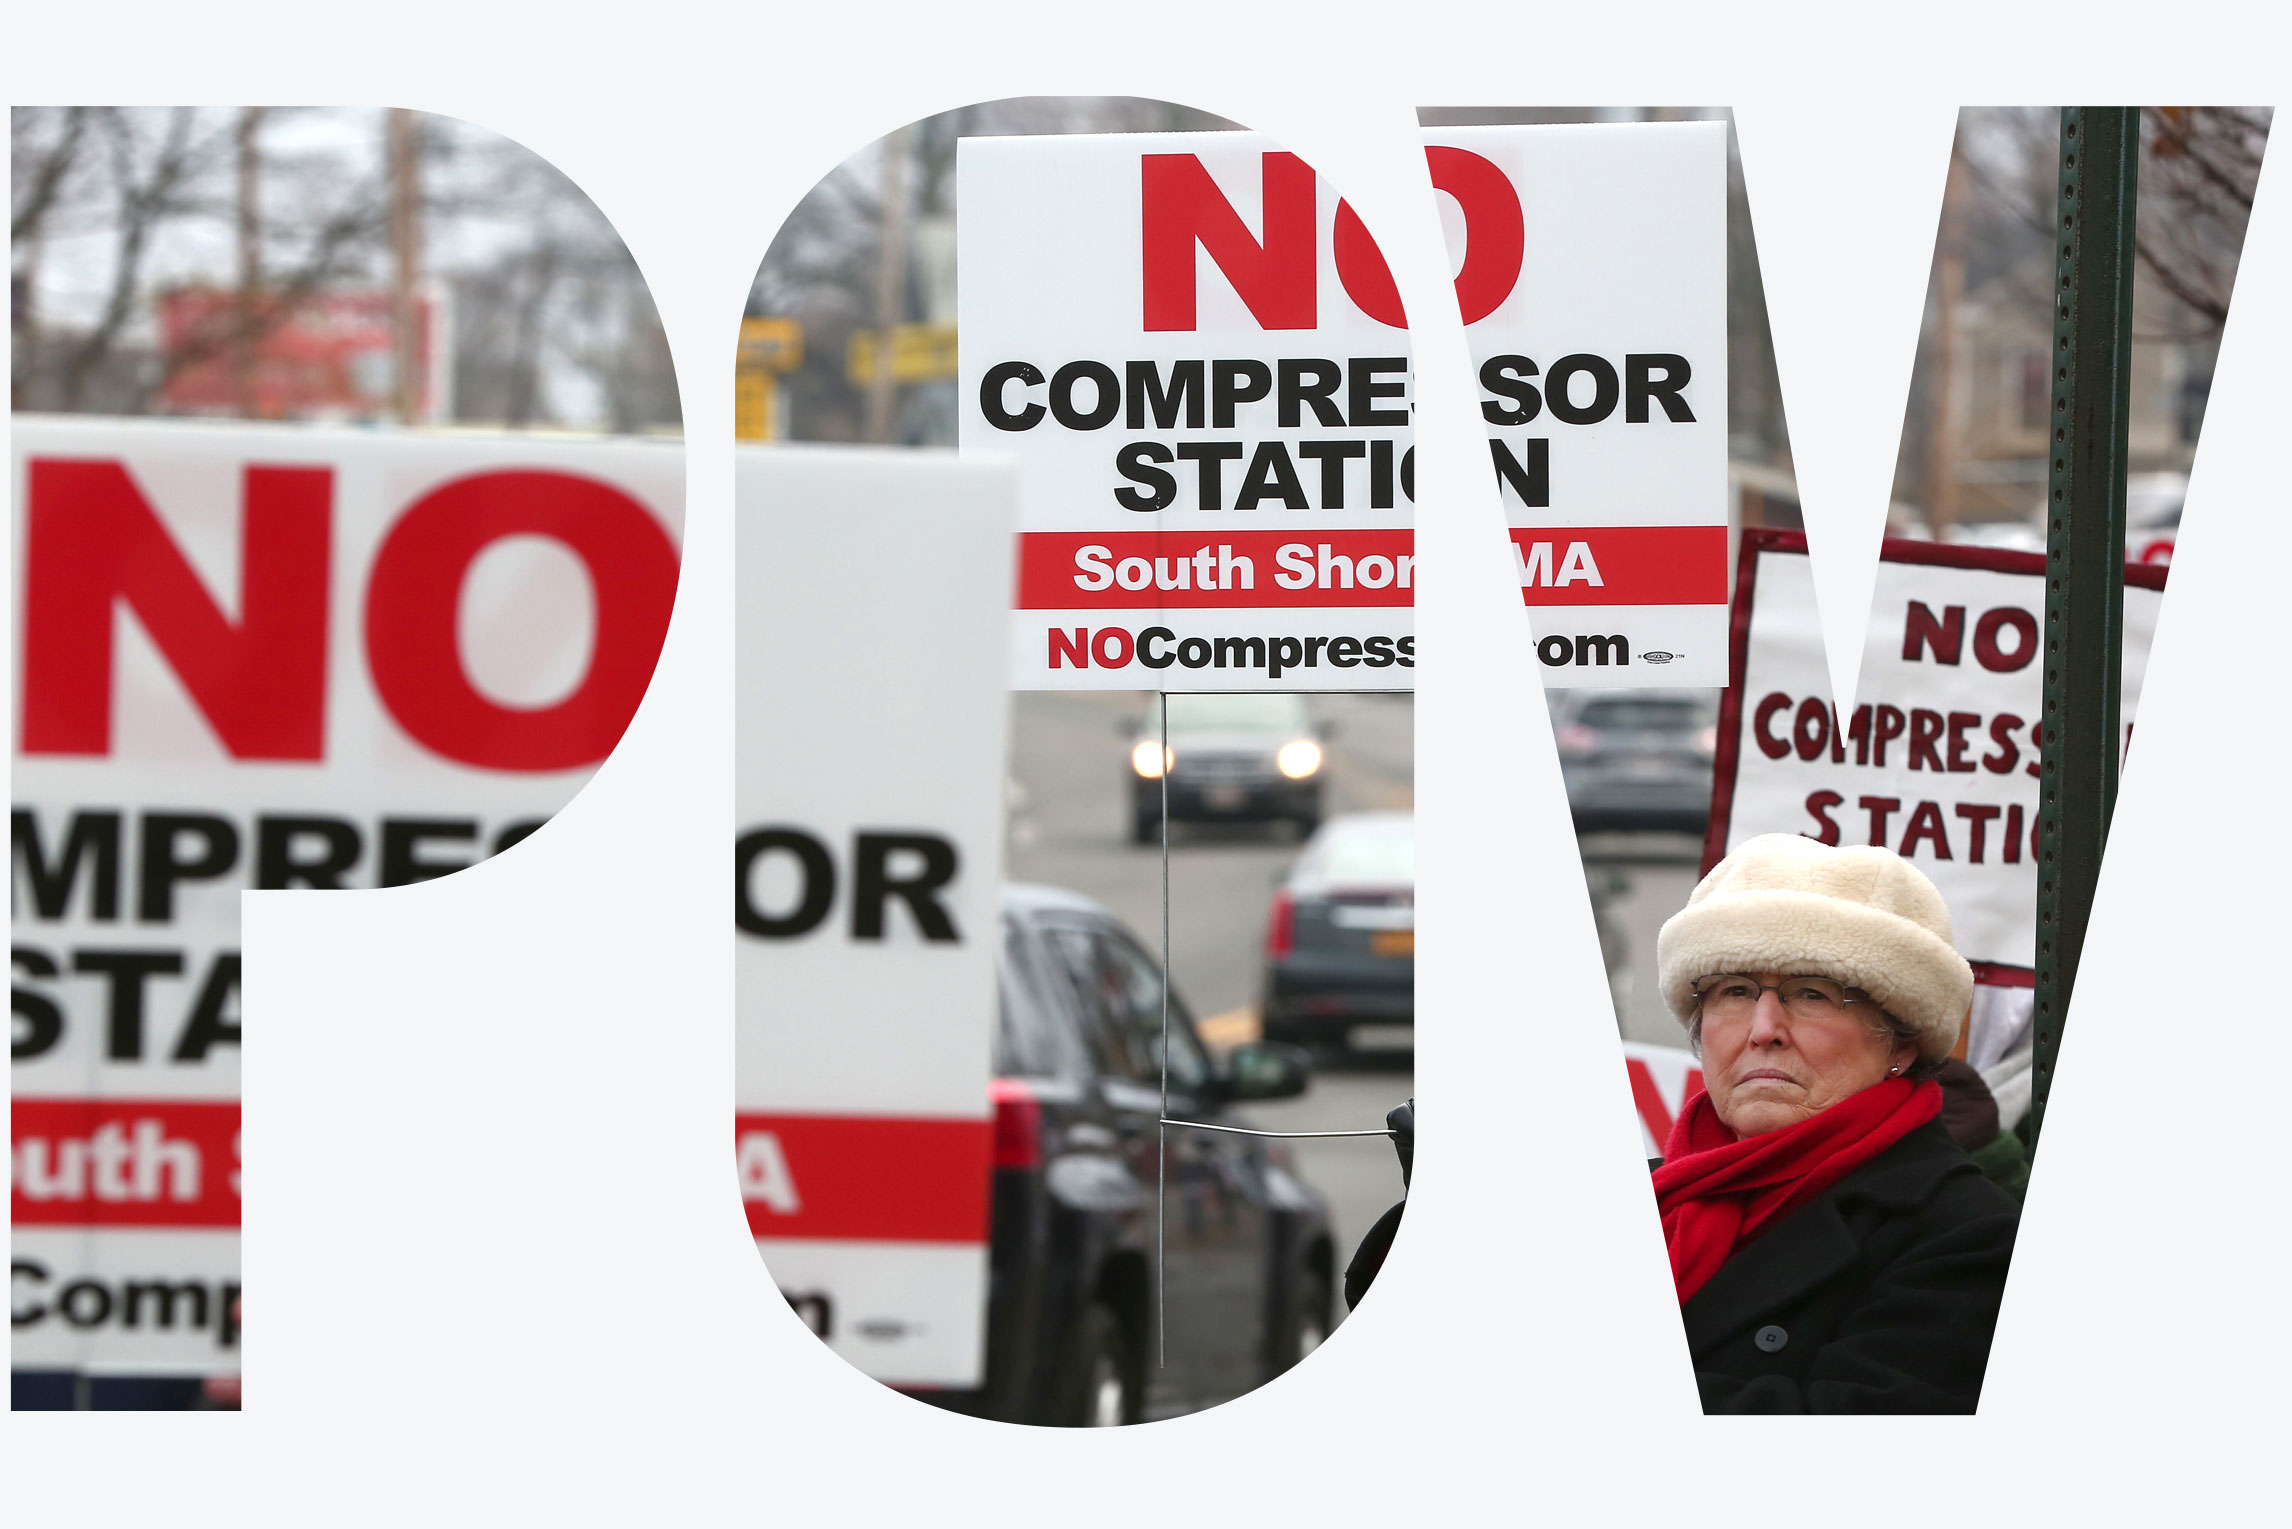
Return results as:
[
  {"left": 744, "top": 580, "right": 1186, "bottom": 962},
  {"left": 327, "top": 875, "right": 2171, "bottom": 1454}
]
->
[
  {"left": 733, "top": 447, "right": 1014, "bottom": 1388},
  {"left": 958, "top": 124, "right": 1728, "bottom": 691},
  {"left": 10, "top": 418, "right": 683, "bottom": 1375}
]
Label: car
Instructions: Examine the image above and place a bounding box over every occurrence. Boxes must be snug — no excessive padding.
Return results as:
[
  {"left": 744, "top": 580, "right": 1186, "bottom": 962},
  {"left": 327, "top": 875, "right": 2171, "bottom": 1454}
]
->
[
  {"left": 1553, "top": 688, "right": 1719, "bottom": 834},
  {"left": 1260, "top": 812, "right": 1415, "bottom": 1056},
  {"left": 908, "top": 884, "right": 1337, "bottom": 1426},
  {"left": 1126, "top": 693, "right": 1328, "bottom": 843}
]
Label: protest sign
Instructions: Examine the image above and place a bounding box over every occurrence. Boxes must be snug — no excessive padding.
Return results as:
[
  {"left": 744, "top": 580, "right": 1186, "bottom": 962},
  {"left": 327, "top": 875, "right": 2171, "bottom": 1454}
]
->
[
  {"left": 10, "top": 417, "right": 682, "bottom": 1372},
  {"left": 1435, "top": 123, "right": 1730, "bottom": 687},
  {"left": 1707, "top": 529, "right": 2166, "bottom": 978},
  {"left": 958, "top": 124, "right": 1727, "bottom": 690},
  {"left": 1622, "top": 1040, "right": 1707, "bottom": 1159},
  {"left": 733, "top": 446, "right": 1014, "bottom": 1388}
]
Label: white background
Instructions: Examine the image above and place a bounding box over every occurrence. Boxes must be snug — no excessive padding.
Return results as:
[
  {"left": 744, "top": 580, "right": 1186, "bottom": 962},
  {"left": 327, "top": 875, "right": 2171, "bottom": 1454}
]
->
[{"left": 7, "top": 4, "right": 2287, "bottom": 1523}]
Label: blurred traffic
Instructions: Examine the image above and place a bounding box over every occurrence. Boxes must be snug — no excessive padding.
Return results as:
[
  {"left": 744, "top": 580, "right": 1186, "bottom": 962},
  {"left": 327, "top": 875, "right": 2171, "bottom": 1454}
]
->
[
  {"left": 1124, "top": 693, "right": 1329, "bottom": 843},
  {"left": 1262, "top": 812, "right": 1415, "bottom": 1056},
  {"left": 905, "top": 885, "right": 1330, "bottom": 1425},
  {"left": 1005, "top": 689, "right": 1413, "bottom": 1376}
]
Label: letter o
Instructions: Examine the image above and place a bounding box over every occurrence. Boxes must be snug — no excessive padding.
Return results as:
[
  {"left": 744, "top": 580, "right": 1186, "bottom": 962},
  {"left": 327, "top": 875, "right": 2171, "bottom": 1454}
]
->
[
  {"left": 1973, "top": 606, "right": 2039, "bottom": 672},
  {"left": 1115, "top": 557, "right": 1153, "bottom": 591},
  {"left": 735, "top": 828, "right": 836, "bottom": 938},
  {"left": 1049, "top": 360, "right": 1120, "bottom": 430},
  {"left": 1793, "top": 697, "right": 1831, "bottom": 761},
  {"left": 58, "top": 1279, "right": 113, "bottom": 1328},
  {"left": 1177, "top": 637, "right": 1212, "bottom": 668},
  {"left": 1331, "top": 146, "right": 1524, "bottom": 329},
  {"left": 1092, "top": 627, "right": 1135, "bottom": 667},
  {"left": 1537, "top": 634, "right": 1574, "bottom": 666},
  {"left": 364, "top": 471, "right": 678, "bottom": 772},
  {"left": 1356, "top": 555, "right": 1393, "bottom": 589},
  {"left": 1545, "top": 355, "right": 1620, "bottom": 425}
]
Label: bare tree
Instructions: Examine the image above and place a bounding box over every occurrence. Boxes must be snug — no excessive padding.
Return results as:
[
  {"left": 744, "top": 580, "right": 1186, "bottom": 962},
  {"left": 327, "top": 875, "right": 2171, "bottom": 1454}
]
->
[
  {"left": 2135, "top": 106, "right": 2269, "bottom": 335},
  {"left": 11, "top": 106, "right": 678, "bottom": 433},
  {"left": 47, "top": 108, "right": 215, "bottom": 409}
]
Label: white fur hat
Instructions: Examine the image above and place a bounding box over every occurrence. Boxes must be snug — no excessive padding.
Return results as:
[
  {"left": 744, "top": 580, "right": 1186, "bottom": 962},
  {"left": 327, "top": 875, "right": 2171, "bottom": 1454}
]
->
[{"left": 1656, "top": 834, "right": 1973, "bottom": 1061}]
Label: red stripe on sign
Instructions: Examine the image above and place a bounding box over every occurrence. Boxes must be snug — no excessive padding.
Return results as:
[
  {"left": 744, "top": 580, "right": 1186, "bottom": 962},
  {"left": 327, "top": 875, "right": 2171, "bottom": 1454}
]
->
[
  {"left": 12, "top": 1098, "right": 240, "bottom": 1228},
  {"left": 1512, "top": 526, "right": 1729, "bottom": 606},
  {"left": 736, "top": 1113, "right": 992, "bottom": 1244},
  {"left": 1015, "top": 529, "right": 1414, "bottom": 609},
  {"left": 1625, "top": 1059, "right": 1675, "bottom": 1145},
  {"left": 1971, "top": 962, "right": 2036, "bottom": 988}
]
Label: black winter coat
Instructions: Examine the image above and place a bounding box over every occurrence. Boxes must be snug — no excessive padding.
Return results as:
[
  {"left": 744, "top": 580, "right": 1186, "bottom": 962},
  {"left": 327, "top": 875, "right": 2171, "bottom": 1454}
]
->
[{"left": 1662, "top": 1118, "right": 2020, "bottom": 1413}]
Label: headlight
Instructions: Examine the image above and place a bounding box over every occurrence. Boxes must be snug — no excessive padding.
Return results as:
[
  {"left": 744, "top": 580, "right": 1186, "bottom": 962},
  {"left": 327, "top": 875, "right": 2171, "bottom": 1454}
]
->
[
  {"left": 1131, "top": 739, "right": 1173, "bottom": 778},
  {"left": 1276, "top": 739, "right": 1322, "bottom": 779}
]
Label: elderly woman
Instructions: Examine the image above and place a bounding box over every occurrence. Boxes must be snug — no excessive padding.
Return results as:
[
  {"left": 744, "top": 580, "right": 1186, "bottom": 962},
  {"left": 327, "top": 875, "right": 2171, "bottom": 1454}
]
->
[{"left": 1652, "top": 833, "right": 2019, "bottom": 1413}]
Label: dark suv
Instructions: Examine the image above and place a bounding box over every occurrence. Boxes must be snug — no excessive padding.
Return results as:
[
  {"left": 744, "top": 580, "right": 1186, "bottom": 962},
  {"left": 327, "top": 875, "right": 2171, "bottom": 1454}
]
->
[
  {"left": 912, "top": 884, "right": 1337, "bottom": 1425},
  {"left": 1127, "top": 693, "right": 1328, "bottom": 843},
  {"left": 1552, "top": 688, "right": 1720, "bottom": 834}
]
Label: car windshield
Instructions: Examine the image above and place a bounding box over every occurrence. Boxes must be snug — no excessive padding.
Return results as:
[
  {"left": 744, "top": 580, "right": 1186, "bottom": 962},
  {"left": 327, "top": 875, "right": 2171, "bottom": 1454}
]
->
[
  {"left": 1576, "top": 697, "right": 1709, "bottom": 732},
  {"left": 1300, "top": 817, "right": 1414, "bottom": 887},
  {"left": 1157, "top": 694, "right": 1310, "bottom": 736}
]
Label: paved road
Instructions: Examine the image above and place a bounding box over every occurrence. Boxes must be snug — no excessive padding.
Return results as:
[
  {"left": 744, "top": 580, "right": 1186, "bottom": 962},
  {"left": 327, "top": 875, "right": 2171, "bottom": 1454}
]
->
[
  {"left": 1578, "top": 830, "right": 1707, "bottom": 1049},
  {"left": 1004, "top": 689, "right": 1415, "bottom": 1320}
]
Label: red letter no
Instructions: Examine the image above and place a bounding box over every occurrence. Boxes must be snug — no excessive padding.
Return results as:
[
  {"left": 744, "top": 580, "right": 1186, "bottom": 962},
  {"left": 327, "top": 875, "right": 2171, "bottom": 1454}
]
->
[
  {"left": 21, "top": 459, "right": 332, "bottom": 759},
  {"left": 1141, "top": 152, "right": 1318, "bottom": 331},
  {"left": 365, "top": 471, "right": 678, "bottom": 772}
]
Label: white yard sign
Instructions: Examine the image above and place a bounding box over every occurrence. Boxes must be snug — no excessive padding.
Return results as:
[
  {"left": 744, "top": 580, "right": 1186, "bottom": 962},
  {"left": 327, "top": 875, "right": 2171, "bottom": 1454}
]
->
[
  {"left": 1709, "top": 531, "right": 2165, "bottom": 977},
  {"left": 959, "top": 124, "right": 1727, "bottom": 691},
  {"left": 733, "top": 446, "right": 1014, "bottom": 1389},
  {"left": 11, "top": 418, "right": 682, "bottom": 1374}
]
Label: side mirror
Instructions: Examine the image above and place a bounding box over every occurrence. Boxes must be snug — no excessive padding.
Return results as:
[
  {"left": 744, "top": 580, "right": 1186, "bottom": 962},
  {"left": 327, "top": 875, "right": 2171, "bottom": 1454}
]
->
[{"left": 1223, "top": 1040, "right": 1311, "bottom": 1101}]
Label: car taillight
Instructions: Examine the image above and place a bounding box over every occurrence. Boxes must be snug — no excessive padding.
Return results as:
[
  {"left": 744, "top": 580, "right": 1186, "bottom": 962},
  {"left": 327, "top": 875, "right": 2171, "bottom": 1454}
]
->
[
  {"left": 1266, "top": 888, "right": 1296, "bottom": 960},
  {"left": 1557, "top": 723, "right": 1598, "bottom": 757},
  {"left": 988, "top": 1077, "right": 1042, "bottom": 1170},
  {"left": 1694, "top": 725, "right": 1718, "bottom": 757}
]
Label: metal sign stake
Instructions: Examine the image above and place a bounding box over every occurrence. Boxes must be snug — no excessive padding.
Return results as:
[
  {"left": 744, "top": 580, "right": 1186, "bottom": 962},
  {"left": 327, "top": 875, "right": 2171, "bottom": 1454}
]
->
[
  {"left": 2030, "top": 106, "right": 2139, "bottom": 1159},
  {"left": 1158, "top": 691, "right": 1169, "bottom": 1371}
]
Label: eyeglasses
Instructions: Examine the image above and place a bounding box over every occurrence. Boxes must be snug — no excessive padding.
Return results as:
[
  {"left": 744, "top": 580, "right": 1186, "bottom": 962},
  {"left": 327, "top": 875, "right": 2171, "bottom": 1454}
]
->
[{"left": 1691, "top": 974, "right": 1875, "bottom": 1024}]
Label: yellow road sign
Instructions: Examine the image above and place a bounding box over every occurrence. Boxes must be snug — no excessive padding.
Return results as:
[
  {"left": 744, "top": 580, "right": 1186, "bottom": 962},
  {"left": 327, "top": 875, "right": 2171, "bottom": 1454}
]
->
[
  {"left": 734, "top": 317, "right": 803, "bottom": 440},
  {"left": 848, "top": 323, "right": 958, "bottom": 387},
  {"left": 739, "top": 316, "right": 803, "bottom": 372}
]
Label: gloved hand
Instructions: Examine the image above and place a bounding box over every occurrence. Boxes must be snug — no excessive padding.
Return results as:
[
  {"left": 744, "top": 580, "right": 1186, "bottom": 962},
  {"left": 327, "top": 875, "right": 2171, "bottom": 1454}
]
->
[
  {"left": 1342, "top": 1098, "right": 1415, "bottom": 1311},
  {"left": 1388, "top": 1098, "right": 1414, "bottom": 1190}
]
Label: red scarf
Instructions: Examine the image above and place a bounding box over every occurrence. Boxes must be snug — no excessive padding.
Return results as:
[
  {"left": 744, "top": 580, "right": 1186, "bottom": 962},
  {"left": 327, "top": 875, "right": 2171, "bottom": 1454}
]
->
[{"left": 1652, "top": 1075, "right": 1940, "bottom": 1305}]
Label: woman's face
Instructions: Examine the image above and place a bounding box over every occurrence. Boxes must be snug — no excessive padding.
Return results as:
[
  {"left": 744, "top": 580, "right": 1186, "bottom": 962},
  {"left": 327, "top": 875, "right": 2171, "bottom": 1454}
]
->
[{"left": 1698, "top": 973, "right": 1920, "bottom": 1138}]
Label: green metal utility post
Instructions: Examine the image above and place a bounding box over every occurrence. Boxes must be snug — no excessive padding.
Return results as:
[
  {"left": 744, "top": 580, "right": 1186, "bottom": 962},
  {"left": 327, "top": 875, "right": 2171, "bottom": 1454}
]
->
[{"left": 2028, "top": 108, "right": 2140, "bottom": 1159}]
